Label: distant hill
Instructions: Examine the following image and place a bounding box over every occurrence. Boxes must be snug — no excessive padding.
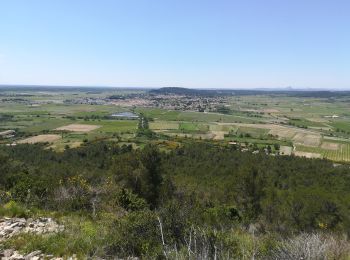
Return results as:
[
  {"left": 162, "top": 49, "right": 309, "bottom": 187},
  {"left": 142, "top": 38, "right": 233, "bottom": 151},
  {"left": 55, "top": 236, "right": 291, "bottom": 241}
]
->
[
  {"left": 149, "top": 87, "right": 208, "bottom": 95},
  {"left": 149, "top": 87, "right": 237, "bottom": 96},
  {"left": 149, "top": 87, "right": 350, "bottom": 98}
]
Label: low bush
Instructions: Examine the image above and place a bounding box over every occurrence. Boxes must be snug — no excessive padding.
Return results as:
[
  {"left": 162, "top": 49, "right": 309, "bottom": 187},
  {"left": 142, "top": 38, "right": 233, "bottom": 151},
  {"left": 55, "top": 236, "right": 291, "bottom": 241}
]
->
[{"left": 0, "top": 201, "right": 30, "bottom": 218}]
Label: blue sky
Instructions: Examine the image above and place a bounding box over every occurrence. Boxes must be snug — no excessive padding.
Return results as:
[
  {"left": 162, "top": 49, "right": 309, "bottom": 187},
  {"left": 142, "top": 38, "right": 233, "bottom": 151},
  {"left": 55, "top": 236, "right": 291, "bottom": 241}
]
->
[{"left": 0, "top": 0, "right": 349, "bottom": 89}]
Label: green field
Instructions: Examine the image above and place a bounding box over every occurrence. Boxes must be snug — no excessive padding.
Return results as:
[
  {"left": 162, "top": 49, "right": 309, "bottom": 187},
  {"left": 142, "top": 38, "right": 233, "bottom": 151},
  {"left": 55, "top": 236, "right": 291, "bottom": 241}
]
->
[
  {"left": 149, "top": 121, "right": 179, "bottom": 130},
  {"left": 330, "top": 120, "right": 350, "bottom": 133},
  {"left": 236, "top": 126, "right": 269, "bottom": 137},
  {"left": 1, "top": 89, "right": 350, "bottom": 162},
  {"left": 296, "top": 144, "right": 350, "bottom": 162}
]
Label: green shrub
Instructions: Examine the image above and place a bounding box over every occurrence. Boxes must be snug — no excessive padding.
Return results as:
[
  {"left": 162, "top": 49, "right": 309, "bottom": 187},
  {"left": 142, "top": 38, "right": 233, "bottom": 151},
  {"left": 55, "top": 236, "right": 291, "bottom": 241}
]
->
[
  {"left": 106, "top": 210, "right": 162, "bottom": 258},
  {"left": 0, "top": 201, "right": 29, "bottom": 218},
  {"left": 117, "top": 188, "right": 148, "bottom": 211}
]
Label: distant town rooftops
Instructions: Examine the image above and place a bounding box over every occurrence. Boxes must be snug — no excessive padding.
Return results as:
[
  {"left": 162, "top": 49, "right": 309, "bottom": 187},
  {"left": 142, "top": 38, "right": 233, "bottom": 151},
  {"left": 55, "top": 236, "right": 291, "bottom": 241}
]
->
[{"left": 111, "top": 112, "right": 139, "bottom": 119}]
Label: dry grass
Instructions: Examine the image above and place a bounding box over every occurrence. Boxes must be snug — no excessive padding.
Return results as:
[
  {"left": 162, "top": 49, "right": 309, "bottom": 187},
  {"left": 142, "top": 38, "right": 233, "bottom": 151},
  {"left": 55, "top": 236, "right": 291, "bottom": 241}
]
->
[
  {"left": 303, "top": 134, "right": 322, "bottom": 147},
  {"left": 48, "top": 141, "right": 83, "bottom": 152},
  {"left": 55, "top": 124, "right": 101, "bottom": 132},
  {"left": 217, "top": 123, "right": 323, "bottom": 144},
  {"left": 272, "top": 233, "right": 350, "bottom": 260},
  {"left": 293, "top": 133, "right": 321, "bottom": 147},
  {"left": 217, "top": 123, "right": 274, "bottom": 129},
  {"left": 294, "top": 151, "right": 322, "bottom": 159},
  {"left": 321, "top": 142, "right": 340, "bottom": 150},
  {"left": 208, "top": 122, "right": 326, "bottom": 147},
  {"left": 211, "top": 131, "right": 226, "bottom": 140},
  {"left": 18, "top": 134, "right": 61, "bottom": 144},
  {"left": 209, "top": 124, "right": 236, "bottom": 132},
  {"left": 306, "top": 117, "right": 329, "bottom": 123},
  {"left": 269, "top": 129, "right": 296, "bottom": 139},
  {"left": 262, "top": 108, "right": 280, "bottom": 113}
]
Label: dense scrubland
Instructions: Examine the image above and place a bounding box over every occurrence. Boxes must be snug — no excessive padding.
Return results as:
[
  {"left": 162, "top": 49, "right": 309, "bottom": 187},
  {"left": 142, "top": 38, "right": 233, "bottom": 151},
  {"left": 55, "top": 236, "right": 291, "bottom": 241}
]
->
[
  {"left": 1, "top": 88, "right": 350, "bottom": 258},
  {"left": 1, "top": 141, "right": 350, "bottom": 259}
]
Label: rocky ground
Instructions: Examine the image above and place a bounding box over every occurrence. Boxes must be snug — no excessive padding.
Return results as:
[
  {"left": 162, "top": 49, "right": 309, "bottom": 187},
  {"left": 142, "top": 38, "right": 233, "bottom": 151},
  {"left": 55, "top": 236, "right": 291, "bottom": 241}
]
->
[
  {"left": 0, "top": 249, "right": 76, "bottom": 260},
  {"left": 0, "top": 217, "right": 66, "bottom": 260},
  {"left": 0, "top": 218, "right": 139, "bottom": 259},
  {"left": 0, "top": 217, "right": 64, "bottom": 241}
]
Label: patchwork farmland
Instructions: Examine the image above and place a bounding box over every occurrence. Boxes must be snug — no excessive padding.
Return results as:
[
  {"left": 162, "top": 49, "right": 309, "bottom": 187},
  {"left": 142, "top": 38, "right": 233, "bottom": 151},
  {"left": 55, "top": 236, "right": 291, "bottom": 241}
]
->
[
  {"left": 1, "top": 87, "right": 350, "bottom": 163},
  {"left": 18, "top": 134, "right": 61, "bottom": 144},
  {"left": 55, "top": 124, "right": 101, "bottom": 132},
  {"left": 296, "top": 143, "right": 350, "bottom": 162}
]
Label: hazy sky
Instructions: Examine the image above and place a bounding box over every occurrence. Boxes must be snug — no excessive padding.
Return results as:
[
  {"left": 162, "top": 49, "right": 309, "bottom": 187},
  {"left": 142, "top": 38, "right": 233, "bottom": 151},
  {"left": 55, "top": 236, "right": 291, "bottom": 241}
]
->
[{"left": 0, "top": 0, "right": 349, "bottom": 89}]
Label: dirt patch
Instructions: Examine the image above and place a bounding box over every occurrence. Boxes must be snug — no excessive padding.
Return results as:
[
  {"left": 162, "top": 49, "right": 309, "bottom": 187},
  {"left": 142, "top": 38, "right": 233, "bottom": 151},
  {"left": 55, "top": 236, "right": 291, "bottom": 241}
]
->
[
  {"left": 306, "top": 117, "right": 329, "bottom": 123},
  {"left": 18, "top": 134, "right": 61, "bottom": 144},
  {"left": 70, "top": 141, "right": 82, "bottom": 148},
  {"left": 309, "top": 126, "right": 332, "bottom": 131},
  {"left": 293, "top": 133, "right": 321, "bottom": 147},
  {"left": 262, "top": 109, "right": 280, "bottom": 113},
  {"left": 293, "top": 133, "right": 306, "bottom": 143},
  {"left": 280, "top": 146, "right": 293, "bottom": 155},
  {"left": 303, "top": 134, "right": 321, "bottom": 147},
  {"left": 294, "top": 151, "right": 322, "bottom": 159},
  {"left": 55, "top": 124, "right": 101, "bottom": 132},
  {"left": 321, "top": 142, "right": 339, "bottom": 150},
  {"left": 269, "top": 129, "right": 296, "bottom": 139},
  {"left": 211, "top": 131, "right": 226, "bottom": 140}
]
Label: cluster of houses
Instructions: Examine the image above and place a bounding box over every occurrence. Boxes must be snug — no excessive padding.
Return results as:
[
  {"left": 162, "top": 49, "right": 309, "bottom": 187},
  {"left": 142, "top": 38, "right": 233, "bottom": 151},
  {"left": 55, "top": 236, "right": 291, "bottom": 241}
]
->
[
  {"left": 147, "top": 94, "right": 226, "bottom": 112},
  {"left": 107, "top": 93, "right": 227, "bottom": 112}
]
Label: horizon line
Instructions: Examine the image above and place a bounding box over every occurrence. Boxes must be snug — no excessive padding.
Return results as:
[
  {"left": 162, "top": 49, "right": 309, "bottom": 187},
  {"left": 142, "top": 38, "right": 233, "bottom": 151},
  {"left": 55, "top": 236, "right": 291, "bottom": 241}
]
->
[{"left": 0, "top": 84, "right": 350, "bottom": 92}]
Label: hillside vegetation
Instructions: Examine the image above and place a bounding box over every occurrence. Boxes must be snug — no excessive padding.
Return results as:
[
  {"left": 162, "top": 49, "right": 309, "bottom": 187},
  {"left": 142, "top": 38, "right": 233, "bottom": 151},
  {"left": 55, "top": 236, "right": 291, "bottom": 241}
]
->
[{"left": 1, "top": 141, "right": 350, "bottom": 258}]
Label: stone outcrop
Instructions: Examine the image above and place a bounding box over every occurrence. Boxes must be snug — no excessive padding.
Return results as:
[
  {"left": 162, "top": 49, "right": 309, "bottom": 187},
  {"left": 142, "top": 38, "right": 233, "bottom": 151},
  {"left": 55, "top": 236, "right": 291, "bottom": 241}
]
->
[
  {"left": 0, "top": 217, "right": 65, "bottom": 259},
  {"left": 0, "top": 217, "right": 64, "bottom": 241},
  {"left": 0, "top": 249, "right": 77, "bottom": 260},
  {"left": 0, "top": 218, "right": 137, "bottom": 259}
]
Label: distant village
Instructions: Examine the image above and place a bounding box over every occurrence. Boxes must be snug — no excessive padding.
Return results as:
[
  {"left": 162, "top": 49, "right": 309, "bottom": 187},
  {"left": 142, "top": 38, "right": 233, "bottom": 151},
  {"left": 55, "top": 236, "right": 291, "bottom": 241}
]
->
[
  {"left": 106, "top": 93, "right": 228, "bottom": 112},
  {"left": 1, "top": 89, "right": 229, "bottom": 113}
]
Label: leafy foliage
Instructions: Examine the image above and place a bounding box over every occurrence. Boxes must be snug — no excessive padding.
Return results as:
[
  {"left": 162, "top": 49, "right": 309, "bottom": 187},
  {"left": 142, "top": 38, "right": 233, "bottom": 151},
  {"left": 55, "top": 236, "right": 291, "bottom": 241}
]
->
[{"left": 1, "top": 141, "right": 350, "bottom": 258}]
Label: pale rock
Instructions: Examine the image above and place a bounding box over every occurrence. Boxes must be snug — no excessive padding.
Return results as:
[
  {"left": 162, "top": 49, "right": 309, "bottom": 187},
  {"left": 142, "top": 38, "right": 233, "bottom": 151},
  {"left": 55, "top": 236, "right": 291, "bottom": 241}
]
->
[
  {"left": 24, "top": 250, "right": 41, "bottom": 259},
  {"left": 3, "top": 249, "right": 14, "bottom": 257},
  {"left": 9, "top": 251, "right": 24, "bottom": 260}
]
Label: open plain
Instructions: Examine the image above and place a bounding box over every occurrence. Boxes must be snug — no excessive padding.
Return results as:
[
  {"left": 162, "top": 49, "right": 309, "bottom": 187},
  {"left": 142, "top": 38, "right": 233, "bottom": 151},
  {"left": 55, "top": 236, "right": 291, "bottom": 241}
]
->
[{"left": 1, "top": 87, "right": 350, "bottom": 162}]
